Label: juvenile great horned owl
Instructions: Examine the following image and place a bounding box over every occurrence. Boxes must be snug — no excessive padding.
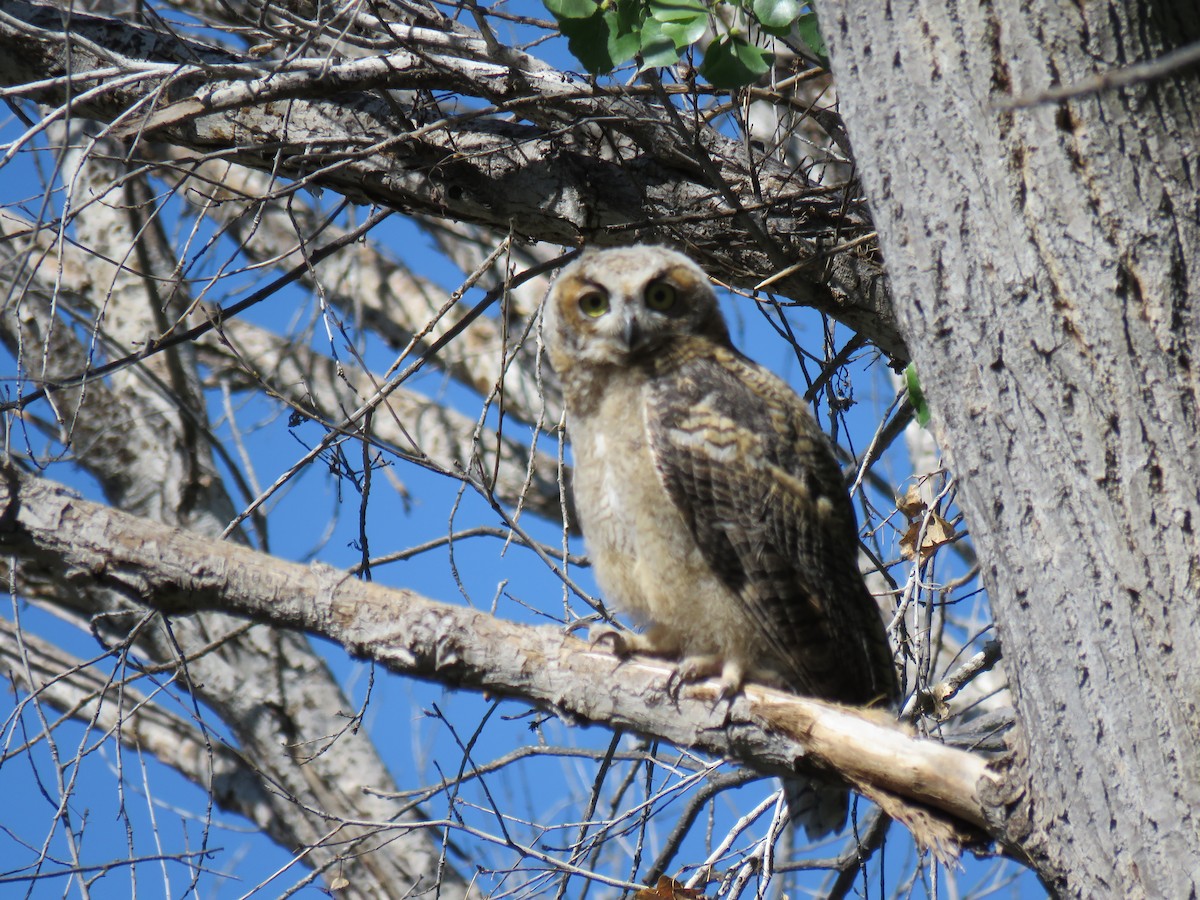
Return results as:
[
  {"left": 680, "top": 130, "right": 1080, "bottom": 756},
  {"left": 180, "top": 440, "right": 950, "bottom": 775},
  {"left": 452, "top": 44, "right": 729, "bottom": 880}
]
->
[{"left": 542, "top": 246, "right": 898, "bottom": 834}]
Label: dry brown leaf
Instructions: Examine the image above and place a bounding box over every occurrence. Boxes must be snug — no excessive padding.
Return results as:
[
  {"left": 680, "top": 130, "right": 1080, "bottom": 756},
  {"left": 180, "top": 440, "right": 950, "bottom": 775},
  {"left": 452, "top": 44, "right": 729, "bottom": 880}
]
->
[
  {"left": 634, "top": 876, "right": 709, "bottom": 899},
  {"left": 899, "top": 510, "right": 957, "bottom": 561},
  {"left": 896, "top": 484, "right": 927, "bottom": 518}
]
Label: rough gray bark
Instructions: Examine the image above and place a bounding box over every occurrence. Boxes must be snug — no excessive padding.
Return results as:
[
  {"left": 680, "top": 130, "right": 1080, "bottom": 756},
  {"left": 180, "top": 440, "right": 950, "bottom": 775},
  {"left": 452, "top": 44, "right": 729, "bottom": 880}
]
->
[{"left": 821, "top": 3, "right": 1200, "bottom": 896}]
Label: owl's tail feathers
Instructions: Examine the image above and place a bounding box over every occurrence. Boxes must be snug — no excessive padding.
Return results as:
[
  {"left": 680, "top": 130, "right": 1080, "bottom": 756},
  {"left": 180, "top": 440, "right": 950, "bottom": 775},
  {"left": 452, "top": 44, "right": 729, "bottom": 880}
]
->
[
  {"left": 787, "top": 778, "right": 972, "bottom": 865},
  {"left": 783, "top": 776, "right": 848, "bottom": 839}
]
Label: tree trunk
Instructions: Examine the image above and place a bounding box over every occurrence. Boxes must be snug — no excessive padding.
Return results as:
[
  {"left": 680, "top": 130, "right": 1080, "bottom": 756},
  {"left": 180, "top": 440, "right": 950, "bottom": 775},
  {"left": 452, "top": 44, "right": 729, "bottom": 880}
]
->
[{"left": 822, "top": 2, "right": 1200, "bottom": 895}]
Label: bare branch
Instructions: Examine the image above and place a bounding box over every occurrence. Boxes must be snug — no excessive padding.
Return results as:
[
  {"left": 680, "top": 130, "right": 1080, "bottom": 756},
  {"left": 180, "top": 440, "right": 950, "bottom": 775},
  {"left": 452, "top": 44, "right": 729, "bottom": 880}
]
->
[
  {"left": 0, "top": 616, "right": 268, "bottom": 818},
  {"left": 0, "top": 0, "right": 905, "bottom": 359},
  {"left": 197, "top": 317, "right": 569, "bottom": 523},
  {"left": 998, "top": 39, "right": 1200, "bottom": 109},
  {"left": 0, "top": 465, "right": 1001, "bottom": 840},
  {"left": 149, "top": 150, "right": 559, "bottom": 424}
]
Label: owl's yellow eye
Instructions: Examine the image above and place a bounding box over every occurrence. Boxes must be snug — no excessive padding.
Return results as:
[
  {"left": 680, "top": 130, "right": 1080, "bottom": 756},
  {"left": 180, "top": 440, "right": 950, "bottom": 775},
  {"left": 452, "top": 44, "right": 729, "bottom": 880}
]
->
[
  {"left": 644, "top": 281, "right": 677, "bottom": 311},
  {"left": 578, "top": 291, "right": 609, "bottom": 318}
]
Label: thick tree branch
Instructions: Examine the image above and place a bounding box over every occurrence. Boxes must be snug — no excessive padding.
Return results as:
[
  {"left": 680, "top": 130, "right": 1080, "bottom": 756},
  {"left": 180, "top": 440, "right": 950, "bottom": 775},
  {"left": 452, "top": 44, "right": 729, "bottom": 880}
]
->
[{"left": 0, "top": 465, "right": 1000, "bottom": 840}]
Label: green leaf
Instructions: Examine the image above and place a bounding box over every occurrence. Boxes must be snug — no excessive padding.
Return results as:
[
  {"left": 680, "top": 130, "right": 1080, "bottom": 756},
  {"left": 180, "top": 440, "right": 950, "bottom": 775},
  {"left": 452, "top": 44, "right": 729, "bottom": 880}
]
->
[
  {"left": 658, "top": 15, "right": 707, "bottom": 49},
  {"left": 794, "top": 11, "right": 827, "bottom": 62},
  {"left": 638, "top": 17, "right": 682, "bottom": 68},
  {"left": 543, "top": 0, "right": 600, "bottom": 20},
  {"left": 904, "top": 362, "right": 932, "bottom": 427},
  {"left": 750, "top": 0, "right": 803, "bottom": 31},
  {"left": 699, "top": 35, "right": 771, "bottom": 88},
  {"left": 603, "top": 0, "right": 644, "bottom": 66},
  {"left": 607, "top": 0, "right": 644, "bottom": 37},
  {"left": 643, "top": 0, "right": 707, "bottom": 65},
  {"left": 647, "top": 0, "right": 709, "bottom": 24},
  {"left": 557, "top": 11, "right": 617, "bottom": 73},
  {"left": 554, "top": 4, "right": 647, "bottom": 74}
]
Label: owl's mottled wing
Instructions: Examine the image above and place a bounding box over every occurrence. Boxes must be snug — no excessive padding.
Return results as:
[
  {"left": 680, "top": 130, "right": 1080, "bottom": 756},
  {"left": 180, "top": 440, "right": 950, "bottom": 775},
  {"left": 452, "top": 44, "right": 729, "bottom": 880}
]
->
[{"left": 644, "top": 342, "right": 896, "bottom": 705}]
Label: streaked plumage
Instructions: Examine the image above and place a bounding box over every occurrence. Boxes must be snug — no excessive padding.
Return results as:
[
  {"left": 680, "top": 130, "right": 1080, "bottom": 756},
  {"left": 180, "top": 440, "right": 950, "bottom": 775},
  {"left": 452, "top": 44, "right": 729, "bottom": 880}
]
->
[{"left": 542, "top": 246, "right": 898, "bottom": 833}]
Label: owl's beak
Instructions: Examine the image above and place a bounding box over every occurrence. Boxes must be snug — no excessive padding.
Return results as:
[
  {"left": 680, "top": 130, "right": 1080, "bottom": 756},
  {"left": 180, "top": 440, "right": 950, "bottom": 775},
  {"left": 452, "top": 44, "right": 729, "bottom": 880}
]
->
[{"left": 621, "top": 310, "right": 645, "bottom": 353}]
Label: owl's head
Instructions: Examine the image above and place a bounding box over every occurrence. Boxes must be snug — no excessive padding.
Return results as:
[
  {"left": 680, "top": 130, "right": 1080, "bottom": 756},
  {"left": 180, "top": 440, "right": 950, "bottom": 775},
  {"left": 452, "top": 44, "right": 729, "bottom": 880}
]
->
[{"left": 542, "top": 246, "right": 730, "bottom": 377}]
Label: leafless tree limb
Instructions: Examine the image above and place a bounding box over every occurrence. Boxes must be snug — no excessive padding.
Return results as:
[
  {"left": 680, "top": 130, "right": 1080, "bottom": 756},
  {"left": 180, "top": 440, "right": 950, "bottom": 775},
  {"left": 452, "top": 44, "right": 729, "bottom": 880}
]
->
[
  {"left": 0, "top": 464, "right": 1000, "bottom": 840},
  {"left": 0, "top": 0, "right": 904, "bottom": 359}
]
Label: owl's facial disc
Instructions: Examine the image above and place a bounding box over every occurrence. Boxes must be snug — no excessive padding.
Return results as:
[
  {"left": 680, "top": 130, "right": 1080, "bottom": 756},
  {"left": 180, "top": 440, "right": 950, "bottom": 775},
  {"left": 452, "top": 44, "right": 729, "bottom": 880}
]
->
[{"left": 543, "top": 247, "right": 732, "bottom": 376}]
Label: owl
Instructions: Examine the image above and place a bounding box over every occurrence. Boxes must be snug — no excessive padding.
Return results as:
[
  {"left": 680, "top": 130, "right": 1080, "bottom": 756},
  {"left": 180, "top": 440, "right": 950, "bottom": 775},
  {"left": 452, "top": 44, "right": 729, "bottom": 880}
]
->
[{"left": 542, "top": 246, "right": 899, "bottom": 835}]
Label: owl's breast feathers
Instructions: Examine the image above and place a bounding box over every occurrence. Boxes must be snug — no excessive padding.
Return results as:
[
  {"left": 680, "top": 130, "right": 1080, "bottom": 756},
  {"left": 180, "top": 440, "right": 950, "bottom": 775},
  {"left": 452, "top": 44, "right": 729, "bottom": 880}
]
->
[
  {"left": 640, "top": 339, "right": 898, "bottom": 707},
  {"left": 566, "top": 367, "right": 730, "bottom": 650}
]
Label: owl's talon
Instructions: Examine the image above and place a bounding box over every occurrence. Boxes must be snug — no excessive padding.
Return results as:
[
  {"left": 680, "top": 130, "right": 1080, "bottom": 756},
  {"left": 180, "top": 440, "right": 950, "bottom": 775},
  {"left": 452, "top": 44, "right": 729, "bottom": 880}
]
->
[
  {"left": 676, "top": 655, "right": 719, "bottom": 684},
  {"left": 713, "top": 680, "right": 738, "bottom": 703},
  {"left": 716, "top": 659, "right": 746, "bottom": 701},
  {"left": 588, "top": 626, "right": 631, "bottom": 656},
  {"left": 664, "top": 654, "right": 741, "bottom": 702},
  {"left": 665, "top": 667, "right": 686, "bottom": 699}
]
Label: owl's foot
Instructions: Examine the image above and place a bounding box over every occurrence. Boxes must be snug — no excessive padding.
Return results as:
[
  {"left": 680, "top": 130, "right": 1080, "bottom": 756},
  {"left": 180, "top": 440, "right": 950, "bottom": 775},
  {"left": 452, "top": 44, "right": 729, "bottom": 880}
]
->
[
  {"left": 588, "top": 626, "right": 658, "bottom": 657},
  {"left": 588, "top": 625, "right": 629, "bottom": 656},
  {"left": 715, "top": 659, "right": 746, "bottom": 701},
  {"left": 589, "top": 623, "right": 685, "bottom": 658},
  {"left": 667, "top": 656, "right": 745, "bottom": 702}
]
